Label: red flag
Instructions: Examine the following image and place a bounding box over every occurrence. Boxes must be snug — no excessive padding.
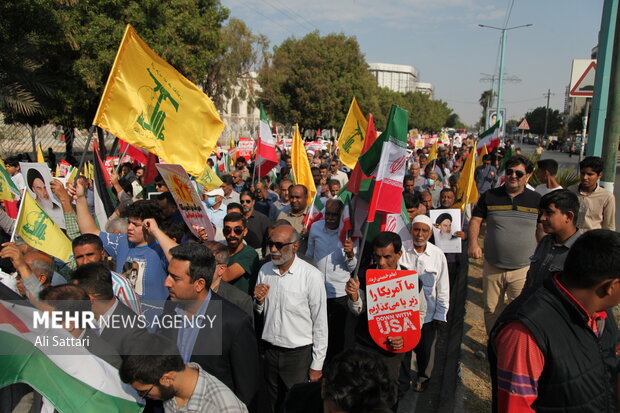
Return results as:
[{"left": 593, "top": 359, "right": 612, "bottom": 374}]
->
[
  {"left": 118, "top": 139, "right": 149, "bottom": 165},
  {"left": 348, "top": 113, "right": 377, "bottom": 194}
]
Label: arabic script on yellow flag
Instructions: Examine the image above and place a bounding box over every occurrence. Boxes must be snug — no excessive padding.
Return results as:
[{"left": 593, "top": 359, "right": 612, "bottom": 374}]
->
[
  {"left": 195, "top": 164, "right": 223, "bottom": 191},
  {"left": 93, "top": 24, "right": 225, "bottom": 176},
  {"left": 16, "top": 192, "right": 72, "bottom": 262}
]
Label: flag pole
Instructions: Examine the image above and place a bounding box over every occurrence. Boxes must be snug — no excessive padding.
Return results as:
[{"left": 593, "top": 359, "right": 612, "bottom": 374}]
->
[
  {"left": 116, "top": 144, "right": 131, "bottom": 173},
  {"left": 353, "top": 213, "right": 376, "bottom": 279},
  {"left": 77, "top": 126, "right": 95, "bottom": 178},
  {"left": 10, "top": 193, "right": 28, "bottom": 243},
  {"left": 304, "top": 193, "right": 316, "bottom": 232}
]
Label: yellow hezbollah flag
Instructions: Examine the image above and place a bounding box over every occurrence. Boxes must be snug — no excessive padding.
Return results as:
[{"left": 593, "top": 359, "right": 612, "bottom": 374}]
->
[
  {"left": 93, "top": 24, "right": 225, "bottom": 177},
  {"left": 291, "top": 124, "right": 316, "bottom": 207},
  {"left": 475, "top": 144, "right": 488, "bottom": 167},
  {"left": 453, "top": 147, "right": 478, "bottom": 211},
  {"left": 15, "top": 192, "right": 72, "bottom": 262},
  {"left": 195, "top": 164, "right": 223, "bottom": 191},
  {"left": 427, "top": 141, "right": 438, "bottom": 163},
  {"left": 36, "top": 144, "right": 45, "bottom": 163},
  {"left": 337, "top": 97, "right": 367, "bottom": 169},
  {"left": 0, "top": 163, "right": 17, "bottom": 201}
]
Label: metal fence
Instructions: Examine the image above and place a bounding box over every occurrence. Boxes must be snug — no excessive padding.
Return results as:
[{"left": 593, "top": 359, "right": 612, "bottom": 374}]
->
[{"left": 0, "top": 122, "right": 100, "bottom": 160}]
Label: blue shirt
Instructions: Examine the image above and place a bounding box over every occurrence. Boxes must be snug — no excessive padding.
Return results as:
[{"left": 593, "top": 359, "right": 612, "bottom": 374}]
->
[
  {"left": 175, "top": 291, "right": 212, "bottom": 363},
  {"left": 205, "top": 202, "right": 227, "bottom": 228},
  {"left": 99, "top": 232, "right": 169, "bottom": 302}
]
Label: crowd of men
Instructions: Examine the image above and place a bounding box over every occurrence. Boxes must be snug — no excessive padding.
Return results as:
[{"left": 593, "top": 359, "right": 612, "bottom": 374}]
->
[{"left": 0, "top": 139, "right": 618, "bottom": 413}]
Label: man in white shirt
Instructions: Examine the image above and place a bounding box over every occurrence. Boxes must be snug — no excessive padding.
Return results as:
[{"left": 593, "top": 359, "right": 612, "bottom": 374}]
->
[
  {"left": 329, "top": 159, "right": 348, "bottom": 188},
  {"left": 534, "top": 159, "right": 562, "bottom": 196},
  {"left": 220, "top": 175, "right": 240, "bottom": 206},
  {"left": 203, "top": 187, "right": 226, "bottom": 228},
  {"left": 405, "top": 215, "right": 450, "bottom": 392},
  {"left": 254, "top": 225, "right": 328, "bottom": 411},
  {"left": 306, "top": 198, "right": 356, "bottom": 361}
]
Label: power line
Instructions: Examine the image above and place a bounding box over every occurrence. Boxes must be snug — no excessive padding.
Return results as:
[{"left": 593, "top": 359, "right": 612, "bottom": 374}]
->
[
  {"left": 268, "top": 0, "right": 318, "bottom": 32},
  {"left": 262, "top": 0, "right": 316, "bottom": 32}
]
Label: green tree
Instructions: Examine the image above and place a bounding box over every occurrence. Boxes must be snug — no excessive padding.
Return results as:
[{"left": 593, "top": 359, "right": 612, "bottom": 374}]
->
[
  {"left": 402, "top": 92, "right": 452, "bottom": 133},
  {"left": 258, "top": 32, "right": 380, "bottom": 130},
  {"left": 0, "top": 0, "right": 230, "bottom": 129},
  {"left": 525, "top": 106, "right": 563, "bottom": 135},
  {"left": 204, "top": 18, "right": 270, "bottom": 110},
  {"left": 0, "top": 0, "right": 61, "bottom": 124},
  {"left": 445, "top": 112, "right": 467, "bottom": 129}
]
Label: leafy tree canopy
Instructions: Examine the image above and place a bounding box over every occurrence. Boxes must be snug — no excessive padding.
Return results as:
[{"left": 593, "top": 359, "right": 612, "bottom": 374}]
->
[
  {"left": 524, "top": 106, "right": 563, "bottom": 135},
  {"left": 1, "top": 0, "right": 230, "bottom": 127},
  {"left": 258, "top": 31, "right": 381, "bottom": 130}
]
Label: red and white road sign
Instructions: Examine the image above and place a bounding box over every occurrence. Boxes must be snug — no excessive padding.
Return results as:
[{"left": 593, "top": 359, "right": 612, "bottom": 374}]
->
[
  {"left": 517, "top": 119, "right": 530, "bottom": 130},
  {"left": 569, "top": 59, "right": 596, "bottom": 97}
]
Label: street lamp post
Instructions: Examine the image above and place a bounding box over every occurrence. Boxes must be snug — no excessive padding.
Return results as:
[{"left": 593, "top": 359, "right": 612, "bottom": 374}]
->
[{"left": 479, "top": 23, "right": 533, "bottom": 136}]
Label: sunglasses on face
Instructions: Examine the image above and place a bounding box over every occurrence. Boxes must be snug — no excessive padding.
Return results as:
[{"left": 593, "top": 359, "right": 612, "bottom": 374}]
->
[
  {"left": 223, "top": 226, "right": 244, "bottom": 236},
  {"left": 240, "top": 199, "right": 252, "bottom": 204},
  {"left": 267, "top": 240, "right": 295, "bottom": 250},
  {"left": 155, "top": 183, "right": 164, "bottom": 187},
  {"left": 505, "top": 168, "right": 525, "bottom": 178}
]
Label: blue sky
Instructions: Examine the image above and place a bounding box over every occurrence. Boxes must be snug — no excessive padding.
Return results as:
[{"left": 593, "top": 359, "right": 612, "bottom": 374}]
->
[{"left": 221, "top": 0, "right": 603, "bottom": 126}]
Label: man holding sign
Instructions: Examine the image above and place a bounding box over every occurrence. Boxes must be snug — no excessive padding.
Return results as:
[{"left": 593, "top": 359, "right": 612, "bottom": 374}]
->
[{"left": 346, "top": 232, "right": 426, "bottom": 405}]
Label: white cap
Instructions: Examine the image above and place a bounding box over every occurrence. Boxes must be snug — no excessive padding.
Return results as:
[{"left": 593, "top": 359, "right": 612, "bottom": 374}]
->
[
  {"left": 307, "top": 150, "right": 315, "bottom": 156},
  {"left": 412, "top": 214, "right": 432, "bottom": 229},
  {"left": 205, "top": 188, "right": 225, "bottom": 197}
]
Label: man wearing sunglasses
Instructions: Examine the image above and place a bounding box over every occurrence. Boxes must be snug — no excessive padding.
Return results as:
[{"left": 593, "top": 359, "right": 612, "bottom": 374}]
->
[
  {"left": 254, "top": 225, "right": 328, "bottom": 411},
  {"left": 468, "top": 155, "right": 541, "bottom": 335},
  {"left": 221, "top": 212, "right": 260, "bottom": 295},
  {"left": 239, "top": 190, "right": 270, "bottom": 257}
]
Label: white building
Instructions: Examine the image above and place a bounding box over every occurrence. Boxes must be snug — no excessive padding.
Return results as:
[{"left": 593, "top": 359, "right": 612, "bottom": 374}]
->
[
  {"left": 415, "top": 82, "right": 434, "bottom": 98},
  {"left": 369, "top": 63, "right": 418, "bottom": 93},
  {"left": 219, "top": 72, "right": 261, "bottom": 145}
]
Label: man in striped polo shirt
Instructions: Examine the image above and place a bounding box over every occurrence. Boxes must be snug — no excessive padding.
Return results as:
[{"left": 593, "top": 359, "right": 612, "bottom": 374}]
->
[
  {"left": 72, "top": 234, "right": 142, "bottom": 315},
  {"left": 468, "top": 155, "right": 541, "bottom": 334}
]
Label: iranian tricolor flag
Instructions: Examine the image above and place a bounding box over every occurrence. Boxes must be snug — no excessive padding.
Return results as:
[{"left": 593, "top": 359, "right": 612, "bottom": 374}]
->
[
  {"left": 303, "top": 194, "right": 325, "bottom": 231},
  {"left": 476, "top": 120, "right": 500, "bottom": 155},
  {"left": 381, "top": 200, "right": 413, "bottom": 252},
  {"left": 359, "top": 105, "right": 409, "bottom": 222},
  {"left": 0, "top": 301, "right": 144, "bottom": 412},
  {"left": 256, "top": 104, "right": 278, "bottom": 177}
]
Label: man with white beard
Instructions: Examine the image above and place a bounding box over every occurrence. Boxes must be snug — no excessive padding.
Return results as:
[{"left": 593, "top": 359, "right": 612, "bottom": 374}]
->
[
  {"left": 254, "top": 225, "right": 328, "bottom": 411},
  {"left": 406, "top": 215, "right": 450, "bottom": 392},
  {"left": 26, "top": 168, "right": 65, "bottom": 228}
]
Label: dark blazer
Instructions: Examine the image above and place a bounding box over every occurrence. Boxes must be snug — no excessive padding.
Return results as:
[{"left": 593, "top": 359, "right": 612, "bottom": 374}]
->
[
  {"left": 99, "top": 300, "right": 148, "bottom": 357},
  {"left": 84, "top": 328, "right": 122, "bottom": 369},
  {"left": 213, "top": 281, "right": 254, "bottom": 324},
  {"left": 160, "top": 292, "right": 260, "bottom": 406}
]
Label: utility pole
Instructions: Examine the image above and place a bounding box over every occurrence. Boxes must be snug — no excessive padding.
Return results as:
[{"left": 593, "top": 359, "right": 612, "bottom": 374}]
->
[
  {"left": 542, "top": 89, "right": 554, "bottom": 144},
  {"left": 600, "top": 2, "right": 620, "bottom": 192}
]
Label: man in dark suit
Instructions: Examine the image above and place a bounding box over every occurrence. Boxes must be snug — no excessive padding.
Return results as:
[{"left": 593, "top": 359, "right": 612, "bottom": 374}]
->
[
  {"left": 71, "top": 262, "right": 148, "bottom": 357},
  {"left": 38, "top": 284, "right": 122, "bottom": 369},
  {"left": 159, "top": 243, "right": 260, "bottom": 407}
]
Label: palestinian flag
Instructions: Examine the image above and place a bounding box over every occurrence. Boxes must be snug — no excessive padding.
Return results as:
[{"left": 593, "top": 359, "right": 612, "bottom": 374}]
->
[
  {"left": 0, "top": 300, "right": 144, "bottom": 412},
  {"left": 93, "top": 141, "right": 117, "bottom": 229},
  {"left": 255, "top": 104, "right": 278, "bottom": 178}
]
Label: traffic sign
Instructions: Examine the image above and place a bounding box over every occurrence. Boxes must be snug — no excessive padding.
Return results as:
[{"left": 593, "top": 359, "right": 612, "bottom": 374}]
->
[
  {"left": 517, "top": 119, "right": 530, "bottom": 130},
  {"left": 569, "top": 59, "right": 596, "bottom": 97}
]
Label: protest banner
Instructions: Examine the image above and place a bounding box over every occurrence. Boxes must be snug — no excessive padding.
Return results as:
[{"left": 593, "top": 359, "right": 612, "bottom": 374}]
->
[
  {"left": 156, "top": 164, "right": 214, "bottom": 240},
  {"left": 236, "top": 137, "right": 255, "bottom": 160},
  {"left": 366, "top": 269, "right": 421, "bottom": 352}
]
